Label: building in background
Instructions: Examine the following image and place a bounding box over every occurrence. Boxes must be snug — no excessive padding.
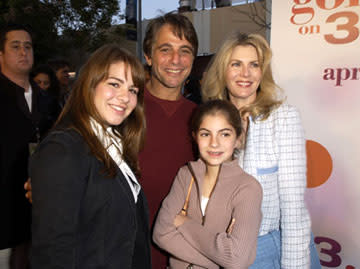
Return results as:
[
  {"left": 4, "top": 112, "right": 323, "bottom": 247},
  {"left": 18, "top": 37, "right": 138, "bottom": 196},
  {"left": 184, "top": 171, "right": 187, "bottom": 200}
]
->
[
  {"left": 180, "top": 0, "right": 268, "bottom": 56},
  {"left": 141, "top": 0, "right": 268, "bottom": 58}
]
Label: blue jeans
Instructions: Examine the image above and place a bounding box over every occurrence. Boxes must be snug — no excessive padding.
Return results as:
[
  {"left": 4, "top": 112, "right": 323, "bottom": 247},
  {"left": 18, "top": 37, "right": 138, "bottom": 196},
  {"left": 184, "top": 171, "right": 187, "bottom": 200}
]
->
[{"left": 250, "top": 230, "right": 321, "bottom": 269}]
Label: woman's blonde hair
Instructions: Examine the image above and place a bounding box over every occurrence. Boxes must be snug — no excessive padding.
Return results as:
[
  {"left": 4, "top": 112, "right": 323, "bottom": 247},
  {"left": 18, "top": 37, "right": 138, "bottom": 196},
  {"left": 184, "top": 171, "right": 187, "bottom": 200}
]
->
[
  {"left": 56, "top": 44, "right": 146, "bottom": 177},
  {"left": 202, "top": 32, "right": 283, "bottom": 120}
]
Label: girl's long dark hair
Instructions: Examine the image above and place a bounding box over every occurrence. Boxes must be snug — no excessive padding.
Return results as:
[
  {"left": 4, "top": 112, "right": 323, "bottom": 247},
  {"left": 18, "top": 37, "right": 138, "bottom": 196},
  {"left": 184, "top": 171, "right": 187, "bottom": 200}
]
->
[{"left": 55, "top": 44, "right": 146, "bottom": 178}]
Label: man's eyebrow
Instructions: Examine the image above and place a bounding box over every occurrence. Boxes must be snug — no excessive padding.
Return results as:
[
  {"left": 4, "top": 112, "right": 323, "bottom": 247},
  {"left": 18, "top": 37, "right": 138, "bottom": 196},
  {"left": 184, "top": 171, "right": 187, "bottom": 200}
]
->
[
  {"left": 180, "top": 45, "right": 194, "bottom": 52},
  {"left": 157, "top": 43, "right": 171, "bottom": 49},
  {"left": 9, "top": 40, "right": 33, "bottom": 46},
  {"left": 156, "top": 43, "right": 193, "bottom": 52}
]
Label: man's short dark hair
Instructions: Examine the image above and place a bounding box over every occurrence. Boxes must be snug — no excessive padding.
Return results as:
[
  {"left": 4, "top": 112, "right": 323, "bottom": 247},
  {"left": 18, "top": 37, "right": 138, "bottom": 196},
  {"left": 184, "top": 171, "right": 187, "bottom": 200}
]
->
[
  {"left": 47, "top": 59, "right": 71, "bottom": 72},
  {"left": 143, "top": 13, "right": 198, "bottom": 59},
  {"left": 0, "top": 23, "right": 33, "bottom": 52}
]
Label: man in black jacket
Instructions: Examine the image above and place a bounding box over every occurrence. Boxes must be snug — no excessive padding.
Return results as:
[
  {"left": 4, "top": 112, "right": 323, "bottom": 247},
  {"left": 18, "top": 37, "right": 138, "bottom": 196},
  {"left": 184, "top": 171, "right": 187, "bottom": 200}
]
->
[{"left": 0, "top": 23, "right": 52, "bottom": 269}]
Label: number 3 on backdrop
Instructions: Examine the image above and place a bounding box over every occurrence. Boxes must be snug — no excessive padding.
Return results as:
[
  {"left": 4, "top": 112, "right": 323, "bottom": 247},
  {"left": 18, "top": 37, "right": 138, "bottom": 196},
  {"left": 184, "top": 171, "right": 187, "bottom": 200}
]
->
[{"left": 315, "top": 236, "right": 356, "bottom": 268}]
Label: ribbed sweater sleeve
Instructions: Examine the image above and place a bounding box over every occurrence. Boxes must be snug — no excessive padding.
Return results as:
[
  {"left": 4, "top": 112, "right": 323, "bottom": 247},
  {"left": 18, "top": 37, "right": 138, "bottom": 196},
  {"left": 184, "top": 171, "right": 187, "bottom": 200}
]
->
[
  {"left": 153, "top": 168, "right": 218, "bottom": 269},
  {"left": 177, "top": 179, "right": 262, "bottom": 269}
]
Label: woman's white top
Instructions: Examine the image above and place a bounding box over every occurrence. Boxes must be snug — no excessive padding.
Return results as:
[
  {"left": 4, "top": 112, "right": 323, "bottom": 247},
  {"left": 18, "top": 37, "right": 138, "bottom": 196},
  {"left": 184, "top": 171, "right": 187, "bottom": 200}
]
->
[
  {"left": 238, "top": 103, "right": 311, "bottom": 268},
  {"left": 90, "top": 119, "right": 141, "bottom": 203}
]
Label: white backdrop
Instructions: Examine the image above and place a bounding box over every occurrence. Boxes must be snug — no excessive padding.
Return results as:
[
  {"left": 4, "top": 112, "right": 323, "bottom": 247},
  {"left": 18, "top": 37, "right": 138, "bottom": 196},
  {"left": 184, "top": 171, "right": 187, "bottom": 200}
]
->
[{"left": 271, "top": 1, "right": 360, "bottom": 268}]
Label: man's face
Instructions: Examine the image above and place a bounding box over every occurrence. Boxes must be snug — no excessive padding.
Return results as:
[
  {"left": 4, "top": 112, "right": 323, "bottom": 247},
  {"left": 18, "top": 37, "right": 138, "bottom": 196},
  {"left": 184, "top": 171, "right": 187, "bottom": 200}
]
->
[
  {"left": 145, "top": 24, "right": 194, "bottom": 94},
  {"left": 0, "top": 30, "right": 33, "bottom": 76},
  {"left": 56, "top": 66, "right": 70, "bottom": 87}
]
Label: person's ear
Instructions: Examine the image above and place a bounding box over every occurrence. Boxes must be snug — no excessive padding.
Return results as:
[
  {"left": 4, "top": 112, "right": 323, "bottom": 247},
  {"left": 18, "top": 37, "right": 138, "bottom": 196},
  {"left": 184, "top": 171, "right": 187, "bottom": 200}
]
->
[
  {"left": 235, "top": 136, "right": 242, "bottom": 149},
  {"left": 144, "top": 54, "right": 152, "bottom": 67},
  {"left": 192, "top": 131, "right": 197, "bottom": 140}
]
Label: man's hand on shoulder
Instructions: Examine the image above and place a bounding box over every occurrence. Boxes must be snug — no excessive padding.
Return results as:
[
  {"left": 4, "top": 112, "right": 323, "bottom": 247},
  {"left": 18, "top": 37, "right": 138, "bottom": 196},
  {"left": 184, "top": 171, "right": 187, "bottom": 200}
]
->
[{"left": 24, "top": 178, "right": 32, "bottom": 204}]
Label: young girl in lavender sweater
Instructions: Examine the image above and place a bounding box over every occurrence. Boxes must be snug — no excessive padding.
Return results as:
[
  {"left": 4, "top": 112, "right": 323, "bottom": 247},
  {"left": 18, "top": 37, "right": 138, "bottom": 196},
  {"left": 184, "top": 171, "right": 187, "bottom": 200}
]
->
[{"left": 153, "top": 99, "right": 263, "bottom": 269}]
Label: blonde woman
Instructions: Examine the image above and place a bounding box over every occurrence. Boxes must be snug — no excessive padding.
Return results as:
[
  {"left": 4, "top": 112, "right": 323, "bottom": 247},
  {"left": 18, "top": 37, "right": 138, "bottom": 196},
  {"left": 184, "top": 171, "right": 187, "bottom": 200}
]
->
[{"left": 202, "top": 32, "right": 320, "bottom": 268}]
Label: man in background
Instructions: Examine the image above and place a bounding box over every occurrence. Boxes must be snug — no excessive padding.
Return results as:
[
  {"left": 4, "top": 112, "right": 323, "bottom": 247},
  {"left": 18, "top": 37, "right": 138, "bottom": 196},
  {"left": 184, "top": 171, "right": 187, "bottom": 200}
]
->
[
  {"left": 0, "top": 23, "right": 51, "bottom": 269},
  {"left": 47, "top": 58, "right": 71, "bottom": 107}
]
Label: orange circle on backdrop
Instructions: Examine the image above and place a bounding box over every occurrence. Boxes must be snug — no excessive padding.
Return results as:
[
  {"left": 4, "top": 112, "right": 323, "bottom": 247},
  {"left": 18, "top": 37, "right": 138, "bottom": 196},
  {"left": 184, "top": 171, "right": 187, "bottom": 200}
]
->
[{"left": 306, "top": 140, "right": 333, "bottom": 188}]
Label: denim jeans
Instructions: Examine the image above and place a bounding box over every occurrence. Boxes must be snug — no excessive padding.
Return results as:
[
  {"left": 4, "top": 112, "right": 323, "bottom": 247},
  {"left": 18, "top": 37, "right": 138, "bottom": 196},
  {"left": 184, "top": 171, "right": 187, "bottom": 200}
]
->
[{"left": 250, "top": 230, "right": 321, "bottom": 269}]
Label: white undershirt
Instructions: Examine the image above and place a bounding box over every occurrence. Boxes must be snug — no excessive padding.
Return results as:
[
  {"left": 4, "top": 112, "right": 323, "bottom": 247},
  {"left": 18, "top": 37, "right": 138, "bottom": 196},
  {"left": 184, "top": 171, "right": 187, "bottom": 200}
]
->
[
  {"left": 201, "top": 196, "right": 209, "bottom": 216},
  {"left": 24, "top": 85, "right": 32, "bottom": 112}
]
